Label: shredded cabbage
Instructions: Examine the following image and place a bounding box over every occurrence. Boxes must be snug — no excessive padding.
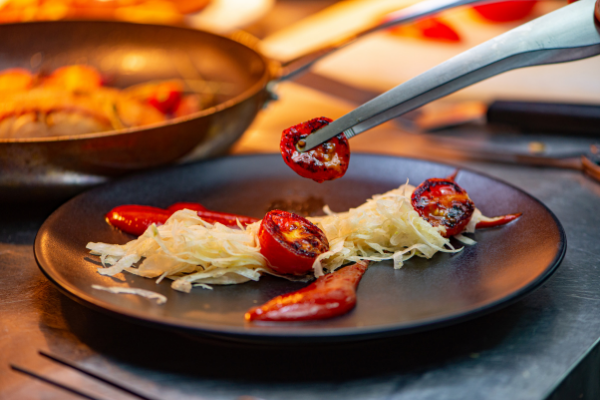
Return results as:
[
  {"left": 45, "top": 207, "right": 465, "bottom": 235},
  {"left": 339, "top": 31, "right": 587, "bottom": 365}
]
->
[
  {"left": 87, "top": 210, "right": 270, "bottom": 292},
  {"left": 91, "top": 285, "right": 167, "bottom": 304},
  {"left": 308, "top": 183, "right": 459, "bottom": 276},
  {"left": 86, "top": 182, "right": 481, "bottom": 291}
]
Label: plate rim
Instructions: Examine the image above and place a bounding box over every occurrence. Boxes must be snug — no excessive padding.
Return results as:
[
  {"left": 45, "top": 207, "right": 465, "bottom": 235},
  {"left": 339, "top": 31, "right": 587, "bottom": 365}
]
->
[{"left": 34, "top": 153, "right": 567, "bottom": 342}]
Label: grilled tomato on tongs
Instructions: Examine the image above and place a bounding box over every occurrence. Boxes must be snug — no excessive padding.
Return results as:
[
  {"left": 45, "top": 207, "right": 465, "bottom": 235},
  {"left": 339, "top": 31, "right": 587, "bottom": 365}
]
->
[{"left": 280, "top": 117, "right": 350, "bottom": 183}]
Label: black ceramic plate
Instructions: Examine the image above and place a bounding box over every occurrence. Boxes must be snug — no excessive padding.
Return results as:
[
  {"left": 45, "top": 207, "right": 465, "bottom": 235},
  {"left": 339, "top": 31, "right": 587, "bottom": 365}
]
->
[{"left": 35, "top": 154, "right": 566, "bottom": 343}]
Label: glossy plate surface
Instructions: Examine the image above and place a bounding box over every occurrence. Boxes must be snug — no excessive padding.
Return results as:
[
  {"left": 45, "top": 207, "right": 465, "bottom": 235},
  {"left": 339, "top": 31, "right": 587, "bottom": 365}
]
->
[{"left": 35, "top": 154, "right": 566, "bottom": 343}]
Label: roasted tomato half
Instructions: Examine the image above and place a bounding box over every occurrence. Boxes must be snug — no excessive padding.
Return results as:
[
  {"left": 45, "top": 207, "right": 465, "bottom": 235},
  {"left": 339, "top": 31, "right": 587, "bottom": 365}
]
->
[
  {"left": 411, "top": 178, "right": 475, "bottom": 237},
  {"left": 258, "top": 210, "right": 329, "bottom": 275},
  {"left": 280, "top": 117, "right": 350, "bottom": 183}
]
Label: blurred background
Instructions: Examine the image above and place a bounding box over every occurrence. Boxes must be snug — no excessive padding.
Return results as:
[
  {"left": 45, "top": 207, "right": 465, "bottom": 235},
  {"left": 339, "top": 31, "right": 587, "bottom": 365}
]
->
[
  {"left": 3, "top": 0, "right": 597, "bottom": 103},
  {"left": 2, "top": 0, "right": 599, "bottom": 201}
]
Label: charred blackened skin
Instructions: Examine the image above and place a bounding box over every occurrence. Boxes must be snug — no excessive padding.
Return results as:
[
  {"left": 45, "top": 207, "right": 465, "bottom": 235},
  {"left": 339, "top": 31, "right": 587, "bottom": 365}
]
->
[
  {"left": 411, "top": 178, "right": 475, "bottom": 237},
  {"left": 280, "top": 117, "right": 350, "bottom": 183}
]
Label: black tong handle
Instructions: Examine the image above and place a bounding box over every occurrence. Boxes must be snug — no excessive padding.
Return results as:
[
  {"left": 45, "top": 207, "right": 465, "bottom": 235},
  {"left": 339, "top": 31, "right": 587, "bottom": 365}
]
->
[{"left": 487, "top": 100, "right": 600, "bottom": 135}]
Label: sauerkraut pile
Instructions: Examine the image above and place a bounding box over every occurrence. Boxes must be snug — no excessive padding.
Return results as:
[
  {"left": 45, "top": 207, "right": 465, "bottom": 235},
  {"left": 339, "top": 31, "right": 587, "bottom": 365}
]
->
[{"left": 87, "top": 182, "right": 484, "bottom": 293}]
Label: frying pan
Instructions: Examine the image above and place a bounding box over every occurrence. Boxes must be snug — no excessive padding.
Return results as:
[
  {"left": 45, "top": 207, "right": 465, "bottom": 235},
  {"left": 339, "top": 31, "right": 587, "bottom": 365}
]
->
[
  {"left": 0, "top": 21, "right": 273, "bottom": 202},
  {"left": 0, "top": 0, "right": 493, "bottom": 203}
]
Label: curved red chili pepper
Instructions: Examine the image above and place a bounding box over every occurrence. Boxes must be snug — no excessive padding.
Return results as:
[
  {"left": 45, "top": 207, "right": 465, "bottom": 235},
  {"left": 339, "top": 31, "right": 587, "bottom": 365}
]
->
[
  {"left": 245, "top": 260, "right": 369, "bottom": 322},
  {"left": 106, "top": 205, "right": 171, "bottom": 236},
  {"left": 106, "top": 203, "right": 258, "bottom": 235},
  {"left": 475, "top": 213, "right": 522, "bottom": 229}
]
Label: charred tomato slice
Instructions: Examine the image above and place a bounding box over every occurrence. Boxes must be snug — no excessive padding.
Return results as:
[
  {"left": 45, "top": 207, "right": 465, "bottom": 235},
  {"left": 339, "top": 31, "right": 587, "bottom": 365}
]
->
[
  {"left": 280, "top": 117, "right": 350, "bottom": 183},
  {"left": 258, "top": 210, "right": 329, "bottom": 275},
  {"left": 411, "top": 178, "right": 475, "bottom": 237}
]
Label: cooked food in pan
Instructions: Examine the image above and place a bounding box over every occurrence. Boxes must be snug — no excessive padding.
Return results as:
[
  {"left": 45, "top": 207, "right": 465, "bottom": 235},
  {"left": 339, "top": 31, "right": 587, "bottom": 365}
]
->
[
  {"left": 0, "top": 0, "right": 211, "bottom": 25},
  {"left": 0, "top": 65, "right": 205, "bottom": 139}
]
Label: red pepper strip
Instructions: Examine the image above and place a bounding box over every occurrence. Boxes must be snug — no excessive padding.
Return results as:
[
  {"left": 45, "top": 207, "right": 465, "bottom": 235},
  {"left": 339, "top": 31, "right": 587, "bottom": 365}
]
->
[
  {"left": 475, "top": 213, "right": 522, "bottom": 229},
  {"left": 245, "top": 260, "right": 369, "bottom": 322},
  {"left": 106, "top": 205, "right": 171, "bottom": 236},
  {"left": 196, "top": 210, "right": 259, "bottom": 227},
  {"left": 106, "top": 203, "right": 258, "bottom": 236}
]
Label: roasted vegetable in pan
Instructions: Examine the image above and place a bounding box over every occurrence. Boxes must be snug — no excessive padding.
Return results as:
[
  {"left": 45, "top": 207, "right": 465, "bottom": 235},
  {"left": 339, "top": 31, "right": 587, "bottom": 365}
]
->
[{"left": 0, "top": 65, "right": 205, "bottom": 139}]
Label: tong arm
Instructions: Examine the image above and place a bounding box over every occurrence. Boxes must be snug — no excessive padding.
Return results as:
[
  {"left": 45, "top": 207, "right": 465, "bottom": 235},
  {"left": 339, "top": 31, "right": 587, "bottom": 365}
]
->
[{"left": 301, "top": 0, "right": 600, "bottom": 151}]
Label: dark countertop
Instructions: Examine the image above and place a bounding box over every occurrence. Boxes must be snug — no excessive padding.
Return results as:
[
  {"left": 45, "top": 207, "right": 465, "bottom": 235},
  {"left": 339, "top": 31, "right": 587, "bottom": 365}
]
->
[
  {"left": 3, "top": 1, "right": 600, "bottom": 398},
  {"left": 1, "top": 158, "right": 600, "bottom": 400}
]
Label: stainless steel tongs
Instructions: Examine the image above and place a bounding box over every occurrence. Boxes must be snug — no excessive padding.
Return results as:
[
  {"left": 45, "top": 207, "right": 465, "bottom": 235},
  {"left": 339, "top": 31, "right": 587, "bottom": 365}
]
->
[{"left": 299, "top": 0, "right": 600, "bottom": 152}]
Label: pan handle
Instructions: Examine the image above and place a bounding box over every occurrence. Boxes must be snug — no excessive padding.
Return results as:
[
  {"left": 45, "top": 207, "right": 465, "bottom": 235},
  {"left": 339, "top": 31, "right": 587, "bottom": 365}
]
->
[{"left": 275, "top": 0, "right": 489, "bottom": 81}]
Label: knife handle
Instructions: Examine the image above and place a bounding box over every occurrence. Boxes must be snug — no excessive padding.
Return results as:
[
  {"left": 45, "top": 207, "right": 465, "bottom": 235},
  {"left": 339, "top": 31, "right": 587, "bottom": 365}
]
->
[{"left": 487, "top": 100, "right": 600, "bottom": 135}]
